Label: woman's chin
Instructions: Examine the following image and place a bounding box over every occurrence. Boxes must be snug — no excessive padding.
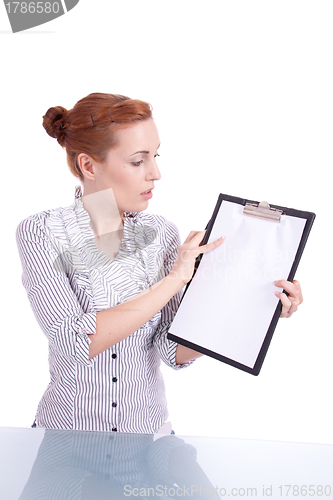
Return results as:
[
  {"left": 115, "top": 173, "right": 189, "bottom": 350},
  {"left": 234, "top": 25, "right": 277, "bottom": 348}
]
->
[{"left": 124, "top": 200, "right": 149, "bottom": 214}]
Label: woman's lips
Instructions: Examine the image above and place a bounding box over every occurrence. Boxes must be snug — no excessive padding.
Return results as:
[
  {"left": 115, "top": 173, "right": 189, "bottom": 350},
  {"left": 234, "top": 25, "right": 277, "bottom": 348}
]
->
[{"left": 140, "top": 188, "right": 153, "bottom": 200}]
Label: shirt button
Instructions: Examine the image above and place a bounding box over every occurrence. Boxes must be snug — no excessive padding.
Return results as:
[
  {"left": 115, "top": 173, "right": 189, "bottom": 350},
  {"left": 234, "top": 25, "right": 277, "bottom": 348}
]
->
[
  {"left": 112, "top": 353, "right": 117, "bottom": 359},
  {"left": 112, "top": 377, "right": 117, "bottom": 383},
  {"left": 112, "top": 402, "right": 117, "bottom": 407},
  {"left": 112, "top": 427, "right": 117, "bottom": 432}
]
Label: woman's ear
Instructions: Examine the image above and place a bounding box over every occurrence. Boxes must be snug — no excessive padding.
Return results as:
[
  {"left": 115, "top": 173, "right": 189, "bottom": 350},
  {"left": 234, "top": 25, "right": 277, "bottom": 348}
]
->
[{"left": 77, "top": 153, "right": 97, "bottom": 181}]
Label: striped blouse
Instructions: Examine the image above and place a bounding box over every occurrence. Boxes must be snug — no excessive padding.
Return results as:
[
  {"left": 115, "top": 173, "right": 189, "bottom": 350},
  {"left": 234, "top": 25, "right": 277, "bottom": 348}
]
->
[{"left": 16, "top": 185, "right": 193, "bottom": 433}]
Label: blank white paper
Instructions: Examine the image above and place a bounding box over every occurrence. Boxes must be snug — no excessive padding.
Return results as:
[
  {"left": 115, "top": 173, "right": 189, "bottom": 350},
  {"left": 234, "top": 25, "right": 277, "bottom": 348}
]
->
[{"left": 170, "top": 201, "right": 307, "bottom": 368}]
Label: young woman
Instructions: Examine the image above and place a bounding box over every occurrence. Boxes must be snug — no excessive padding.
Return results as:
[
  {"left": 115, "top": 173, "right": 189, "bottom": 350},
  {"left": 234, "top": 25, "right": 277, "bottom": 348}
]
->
[{"left": 16, "top": 93, "right": 302, "bottom": 434}]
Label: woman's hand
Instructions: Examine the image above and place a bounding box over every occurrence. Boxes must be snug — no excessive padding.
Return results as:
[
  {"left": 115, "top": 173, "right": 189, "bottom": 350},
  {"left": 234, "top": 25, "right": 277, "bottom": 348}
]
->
[
  {"left": 274, "top": 279, "right": 303, "bottom": 318},
  {"left": 170, "top": 231, "right": 225, "bottom": 286}
]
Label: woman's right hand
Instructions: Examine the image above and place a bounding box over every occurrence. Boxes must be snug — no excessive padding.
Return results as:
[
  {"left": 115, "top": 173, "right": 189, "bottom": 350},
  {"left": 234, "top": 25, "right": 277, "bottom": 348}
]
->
[{"left": 169, "top": 231, "right": 225, "bottom": 286}]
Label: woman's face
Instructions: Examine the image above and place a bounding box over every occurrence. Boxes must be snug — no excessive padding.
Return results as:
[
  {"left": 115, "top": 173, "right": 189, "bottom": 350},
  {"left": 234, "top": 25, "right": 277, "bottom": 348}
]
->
[{"left": 87, "top": 118, "right": 161, "bottom": 215}]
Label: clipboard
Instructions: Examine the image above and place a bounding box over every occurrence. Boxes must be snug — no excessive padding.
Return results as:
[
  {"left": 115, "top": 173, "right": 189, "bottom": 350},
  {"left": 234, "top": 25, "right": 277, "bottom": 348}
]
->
[{"left": 168, "top": 194, "right": 316, "bottom": 376}]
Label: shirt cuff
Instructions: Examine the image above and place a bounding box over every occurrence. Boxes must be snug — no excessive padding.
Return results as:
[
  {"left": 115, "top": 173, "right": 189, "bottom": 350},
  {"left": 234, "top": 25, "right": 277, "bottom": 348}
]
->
[
  {"left": 73, "top": 312, "right": 97, "bottom": 367},
  {"left": 168, "top": 341, "right": 196, "bottom": 370}
]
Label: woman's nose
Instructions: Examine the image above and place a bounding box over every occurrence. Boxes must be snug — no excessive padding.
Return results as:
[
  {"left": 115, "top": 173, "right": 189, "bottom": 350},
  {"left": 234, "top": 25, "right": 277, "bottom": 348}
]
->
[{"left": 147, "top": 159, "right": 161, "bottom": 181}]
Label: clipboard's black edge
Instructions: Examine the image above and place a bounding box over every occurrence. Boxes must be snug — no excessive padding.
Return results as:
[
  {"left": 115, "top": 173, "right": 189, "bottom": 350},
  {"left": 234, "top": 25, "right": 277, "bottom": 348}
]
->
[
  {"left": 167, "top": 193, "right": 316, "bottom": 376},
  {"left": 167, "top": 332, "right": 259, "bottom": 375},
  {"left": 286, "top": 212, "right": 316, "bottom": 283}
]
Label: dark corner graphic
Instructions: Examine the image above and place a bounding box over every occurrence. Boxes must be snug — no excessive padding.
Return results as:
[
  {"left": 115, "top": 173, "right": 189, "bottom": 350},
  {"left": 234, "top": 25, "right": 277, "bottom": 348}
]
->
[{"left": 3, "top": 0, "right": 80, "bottom": 33}]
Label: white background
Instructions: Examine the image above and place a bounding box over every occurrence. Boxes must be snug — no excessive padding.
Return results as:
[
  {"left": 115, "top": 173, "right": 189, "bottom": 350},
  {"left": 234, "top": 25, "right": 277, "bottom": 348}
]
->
[{"left": 0, "top": 1, "right": 332, "bottom": 445}]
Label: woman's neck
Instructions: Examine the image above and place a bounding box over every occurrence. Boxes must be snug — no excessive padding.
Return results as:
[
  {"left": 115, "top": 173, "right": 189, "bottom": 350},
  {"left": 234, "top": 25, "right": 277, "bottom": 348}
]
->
[{"left": 81, "top": 187, "right": 124, "bottom": 237}]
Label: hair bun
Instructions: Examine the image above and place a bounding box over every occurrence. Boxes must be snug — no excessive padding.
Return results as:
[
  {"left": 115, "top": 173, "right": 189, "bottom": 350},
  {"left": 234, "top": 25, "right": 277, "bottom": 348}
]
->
[{"left": 43, "top": 106, "right": 68, "bottom": 146}]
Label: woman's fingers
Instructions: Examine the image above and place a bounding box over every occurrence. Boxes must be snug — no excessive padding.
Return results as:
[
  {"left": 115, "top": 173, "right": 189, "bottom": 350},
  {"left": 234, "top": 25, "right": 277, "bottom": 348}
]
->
[
  {"left": 274, "top": 279, "right": 303, "bottom": 318},
  {"left": 183, "top": 230, "right": 225, "bottom": 253},
  {"left": 183, "top": 230, "right": 205, "bottom": 245},
  {"left": 274, "top": 279, "right": 303, "bottom": 302},
  {"left": 275, "top": 291, "right": 296, "bottom": 318},
  {"left": 172, "top": 231, "right": 225, "bottom": 286},
  {"left": 200, "top": 236, "right": 225, "bottom": 254}
]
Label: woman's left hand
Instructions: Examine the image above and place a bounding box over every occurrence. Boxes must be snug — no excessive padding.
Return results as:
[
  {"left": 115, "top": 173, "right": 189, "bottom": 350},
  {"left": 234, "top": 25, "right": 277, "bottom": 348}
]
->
[{"left": 274, "top": 279, "right": 303, "bottom": 318}]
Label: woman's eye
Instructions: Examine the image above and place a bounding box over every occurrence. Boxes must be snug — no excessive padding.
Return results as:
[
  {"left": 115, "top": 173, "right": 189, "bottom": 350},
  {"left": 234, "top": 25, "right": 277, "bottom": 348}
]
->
[
  {"left": 131, "top": 160, "right": 144, "bottom": 167},
  {"left": 154, "top": 154, "right": 160, "bottom": 159}
]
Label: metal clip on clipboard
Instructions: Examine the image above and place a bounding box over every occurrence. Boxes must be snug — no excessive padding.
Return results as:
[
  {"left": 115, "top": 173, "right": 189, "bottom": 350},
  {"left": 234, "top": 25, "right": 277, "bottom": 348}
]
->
[{"left": 243, "top": 201, "right": 284, "bottom": 222}]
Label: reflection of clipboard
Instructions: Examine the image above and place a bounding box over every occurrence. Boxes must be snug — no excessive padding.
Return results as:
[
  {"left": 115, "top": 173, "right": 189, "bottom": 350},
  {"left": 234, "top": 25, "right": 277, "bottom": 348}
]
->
[{"left": 168, "top": 194, "right": 316, "bottom": 375}]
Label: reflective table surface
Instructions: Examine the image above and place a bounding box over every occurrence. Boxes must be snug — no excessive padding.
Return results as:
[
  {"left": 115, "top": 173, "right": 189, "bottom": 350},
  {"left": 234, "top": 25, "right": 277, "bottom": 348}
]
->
[{"left": 0, "top": 427, "right": 332, "bottom": 499}]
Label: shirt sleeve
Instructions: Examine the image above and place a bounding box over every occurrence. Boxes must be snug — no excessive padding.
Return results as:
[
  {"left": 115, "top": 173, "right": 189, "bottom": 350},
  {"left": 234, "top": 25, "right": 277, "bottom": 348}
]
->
[
  {"left": 16, "top": 213, "right": 97, "bottom": 367},
  {"left": 152, "top": 219, "right": 195, "bottom": 370}
]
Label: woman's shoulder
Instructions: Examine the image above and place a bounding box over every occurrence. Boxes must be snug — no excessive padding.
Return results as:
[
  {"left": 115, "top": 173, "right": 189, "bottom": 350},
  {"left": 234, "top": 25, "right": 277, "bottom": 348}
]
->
[
  {"left": 15, "top": 204, "right": 73, "bottom": 241},
  {"left": 16, "top": 186, "right": 84, "bottom": 237}
]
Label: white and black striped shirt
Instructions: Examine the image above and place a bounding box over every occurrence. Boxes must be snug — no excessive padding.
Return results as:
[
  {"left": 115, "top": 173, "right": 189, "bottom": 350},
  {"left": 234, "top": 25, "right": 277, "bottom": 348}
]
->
[{"left": 16, "top": 186, "right": 193, "bottom": 433}]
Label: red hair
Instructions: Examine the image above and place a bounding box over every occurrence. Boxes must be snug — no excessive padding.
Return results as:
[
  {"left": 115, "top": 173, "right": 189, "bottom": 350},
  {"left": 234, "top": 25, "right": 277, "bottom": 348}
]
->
[{"left": 43, "top": 93, "right": 153, "bottom": 180}]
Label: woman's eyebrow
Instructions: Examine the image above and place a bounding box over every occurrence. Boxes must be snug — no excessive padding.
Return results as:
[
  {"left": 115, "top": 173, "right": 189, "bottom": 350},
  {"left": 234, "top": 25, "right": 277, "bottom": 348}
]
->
[
  {"left": 130, "top": 150, "right": 149, "bottom": 156},
  {"left": 130, "top": 144, "right": 161, "bottom": 156}
]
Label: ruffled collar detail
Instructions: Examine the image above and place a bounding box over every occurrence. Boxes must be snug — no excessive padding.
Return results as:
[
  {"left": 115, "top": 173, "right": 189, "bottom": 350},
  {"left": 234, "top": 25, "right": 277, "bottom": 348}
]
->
[{"left": 71, "top": 186, "right": 159, "bottom": 283}]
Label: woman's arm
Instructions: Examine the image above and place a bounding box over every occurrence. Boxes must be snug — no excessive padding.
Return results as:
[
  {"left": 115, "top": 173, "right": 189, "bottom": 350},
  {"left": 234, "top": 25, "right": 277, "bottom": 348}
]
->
[
  {"left": 16, "top": 214, "right": 98, "bottom": 367},
  {"left": 89, "top": 274, "right": 182, "bottom": 358},
  {"left": 88, "top": 231, "right": 225, "bottom": 359},
  {"left": 175, "top": 345, "right": 204, "bottom": 365},
  {"left": 17, "top": 212, "right": 223, "bottom": 364}
]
